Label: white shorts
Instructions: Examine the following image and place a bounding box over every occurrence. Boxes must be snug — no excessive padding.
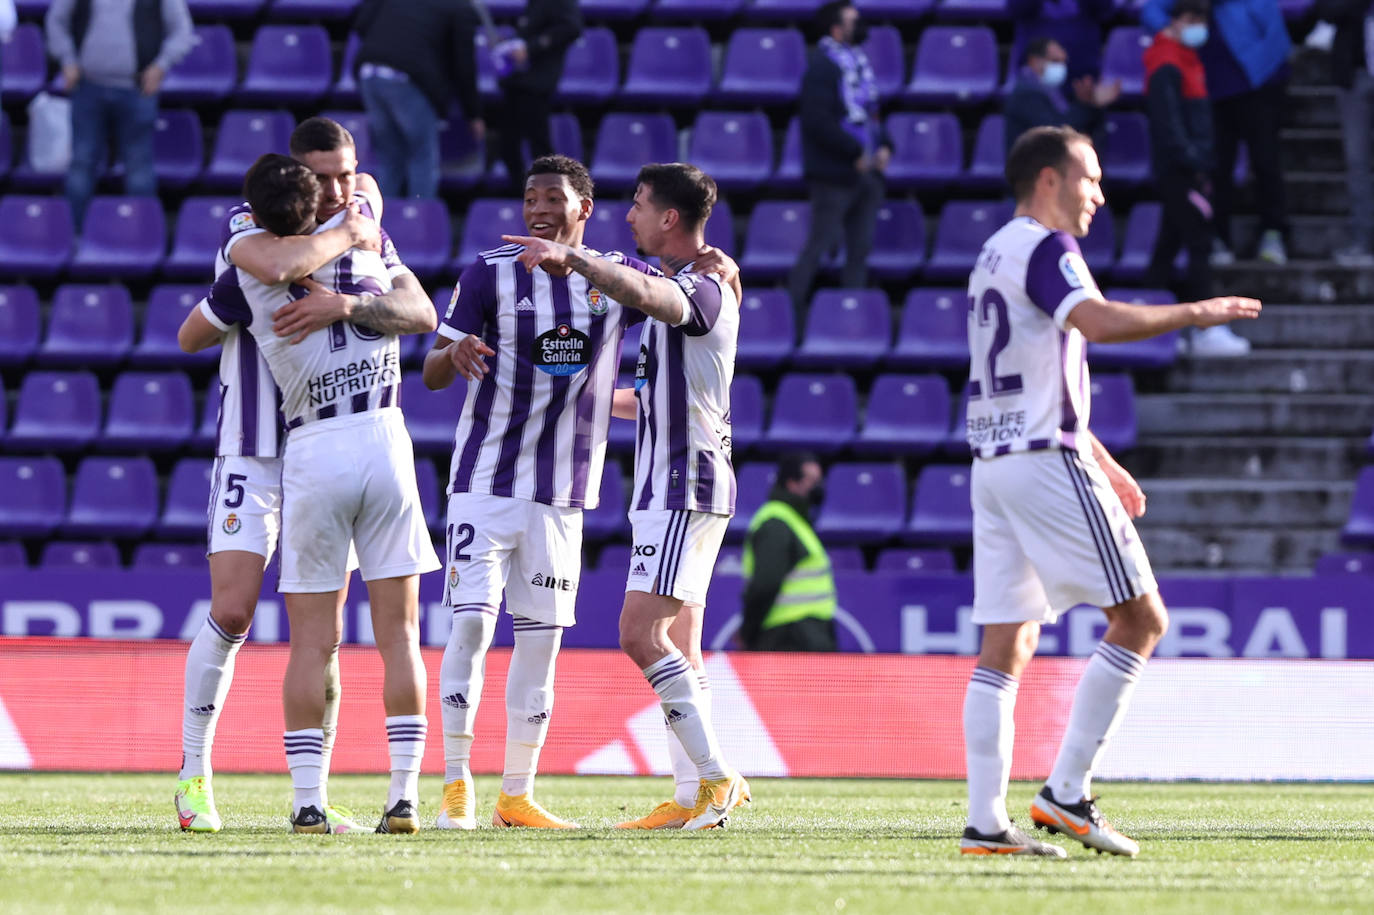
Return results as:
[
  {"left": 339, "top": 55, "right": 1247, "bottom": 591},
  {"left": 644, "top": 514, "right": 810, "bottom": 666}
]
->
[
  {"left": 207, "top": 455, "right": 281, "bottom": 560},
  {"left": 442, "top": 491, "right": 584, "bottom": 627},
  {"left": 972, "top": 448, "right": 1157, "bottom": 624},
  {"left": 280, "top": 409, "right": 440, "bottom": 592},
  {"left": 625, "top": 509, "right": 729, "bottom": 607}
]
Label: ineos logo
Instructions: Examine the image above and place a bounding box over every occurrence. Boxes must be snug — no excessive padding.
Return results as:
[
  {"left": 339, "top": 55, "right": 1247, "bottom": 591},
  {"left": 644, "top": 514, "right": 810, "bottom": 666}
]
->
[{"left": 633, "top": 544, "right": 657, "bottom": 557}]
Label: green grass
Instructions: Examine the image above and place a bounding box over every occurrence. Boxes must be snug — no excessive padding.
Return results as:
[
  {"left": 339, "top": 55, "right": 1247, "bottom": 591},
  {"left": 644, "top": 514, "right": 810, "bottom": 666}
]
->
[{"left": 1, "top": 775, "right": 1372, "bottom": 914}]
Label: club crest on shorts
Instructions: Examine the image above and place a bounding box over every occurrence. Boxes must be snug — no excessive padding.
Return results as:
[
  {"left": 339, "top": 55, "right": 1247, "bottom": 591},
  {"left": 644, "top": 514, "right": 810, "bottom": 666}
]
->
[
  {"left": 587, "top": 286, "right": 608, "bottom": 315},
  {"left": 222, "top": 512, "right": 241, "bottom": 535}
]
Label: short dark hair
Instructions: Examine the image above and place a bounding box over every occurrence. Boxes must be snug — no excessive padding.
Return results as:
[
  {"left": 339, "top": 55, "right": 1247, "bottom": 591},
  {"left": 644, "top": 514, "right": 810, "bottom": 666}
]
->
[
  {"left": 1023, "top": 36, "right": 1056, "bottom": 64},
  {"left": 289, "top": 116, "right": 355, "bottom": 158},
  {"left": 526, "top": 154, "right": 595, "bottom": 201},
  {"left": 634, "top": 162, "right": 717, "bottom": 233},
  {"left": 1005, "top": 125, "right": 1091, "bottom": 202},
  {"left": 778, "top": 452, "right": 820, "bottom": 486},
  {"left": 1173, "top": 0, "right": 1209, "bottom": 17},
  {"left": 243, "top": 153, "right": 320, "bottom": 237}
]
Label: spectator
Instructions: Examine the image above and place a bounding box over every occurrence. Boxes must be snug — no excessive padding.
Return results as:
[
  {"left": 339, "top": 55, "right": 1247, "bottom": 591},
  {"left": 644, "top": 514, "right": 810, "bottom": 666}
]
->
[
  {"left": 1009, "top": 0, "right": 1116, "bottom": 82},
  {"left": 45, "top": 0, "right": 193, "bottom": 228},
  {"left": 495, "top": 0, "right": 582, "bottom": 194},
  {"left": 787, "top": 0, "right": 891, "bottom": 318},
  {"left": 740, "top": 454, "right": 838, "bottom": 653},
  {"left": 355, "top": 0, "right": 482, "bottom": 201},
  {"left": 1004, "top": 37, "right": 1120, "bottom": 154},
  {"left": 1316, "top": 0, "right": 1374, "bottom": 266},
  {"left": 1142, "top": 0, "right": 1292, "bottom": 265},
  {"left": 1144, "top": 0, "right": 1248, "bottom": 355}
]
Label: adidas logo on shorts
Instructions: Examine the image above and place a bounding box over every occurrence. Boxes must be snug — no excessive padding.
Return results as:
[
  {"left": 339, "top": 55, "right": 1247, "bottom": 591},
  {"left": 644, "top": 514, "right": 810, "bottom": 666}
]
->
[{"left": 631, "top": 562, "right": 648, "bottom": 577}]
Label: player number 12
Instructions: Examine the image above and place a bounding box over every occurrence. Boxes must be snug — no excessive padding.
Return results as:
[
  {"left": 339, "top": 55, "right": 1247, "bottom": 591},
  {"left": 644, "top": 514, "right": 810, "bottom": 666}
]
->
[{"left": 967, "top": 288, "right": 1023, "bottom": 401}]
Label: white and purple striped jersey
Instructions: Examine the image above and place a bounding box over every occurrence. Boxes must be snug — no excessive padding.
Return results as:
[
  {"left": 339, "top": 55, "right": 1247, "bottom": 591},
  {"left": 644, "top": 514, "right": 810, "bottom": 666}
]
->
[
  {"left": 439, "top": 245, "right": 643, "bottom": 510},
  {"left": 212, "top": 190, "right": 400, "bottom": 456},
  {"left": 631, "top": 266, "right": 739, "bottom": 516},
  {"left": 200, "top": 208, "right": 410, "bottom": 430},
  {"left": 965, "top": 215, "right": 1100, "bottom": 459}
]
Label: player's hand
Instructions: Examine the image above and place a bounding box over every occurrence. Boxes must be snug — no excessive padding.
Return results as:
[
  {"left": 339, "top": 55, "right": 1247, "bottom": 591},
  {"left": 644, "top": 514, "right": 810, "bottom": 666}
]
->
[
  {"left": 62, "top": 63, "right": 81, "bottom": 91},
  {"left": 1192, "top": 296, "right": 1262, "bottom": 328},
  {"left": 694, "top": 245, "right": 740, "bottom": 285},
  {"left": 448, "top": 333, "right": 495, "bottom": 380},
  {"left": 343, "top": 204, "right": 383, "bottom": 252},
  {"left": 140, "top": 64, "right": 165, "bottom": 95},
  {"left": 1104, "top": 462, "right": 1147, "bottom": 519},
  {"left": 501, "top": 234, "right": 572, "bottom": 272},
  {"left": 470, "top": 117, "right": 487, "bottom": 142},
  {"left": 873, "top": 146, "right": 891, "bottom": 173},
  {"left": 273, "top": 277, "right": 352, "bottom": 344}
]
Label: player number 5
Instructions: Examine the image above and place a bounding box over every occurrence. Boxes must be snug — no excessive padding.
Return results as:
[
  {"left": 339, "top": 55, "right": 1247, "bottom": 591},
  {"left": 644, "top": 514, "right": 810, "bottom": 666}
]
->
[{"left": 223, "top": 473, "right": 247, "bottom": 509}]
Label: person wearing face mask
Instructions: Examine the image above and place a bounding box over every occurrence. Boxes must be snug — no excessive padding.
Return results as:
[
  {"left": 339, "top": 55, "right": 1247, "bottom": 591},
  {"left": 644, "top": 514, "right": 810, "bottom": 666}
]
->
[
  {"left": 739, "top": 453, "right": 838, "bottom": 653},
  {"left": 1004, "top": 37, "right": 1119, "bottom": 156}
]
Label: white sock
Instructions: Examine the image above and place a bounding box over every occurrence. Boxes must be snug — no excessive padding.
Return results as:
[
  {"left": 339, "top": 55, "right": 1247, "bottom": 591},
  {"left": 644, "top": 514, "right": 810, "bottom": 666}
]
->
[
  {"left": 285, "top": 728, "right": 324, "bottom": 815},
  {"left": 963, "top": 666, "right": 1018, "bottom": 835},
  {"left": 1045, "top": 642, "right": 1147, "bottom": 805},
  {"left": 643, "top": 651, "right": 726, "bottom": 781},
  {"left": 502, "top": 617, "right": 562, "bottom": 796},
  {"left": 440, "top": 606, "right": 496, "bottom": 786},
  {"left": 669, "top": 671, "right": 711, "bottom": 806},
  {"left": 319, "top": 648, "right": 341, "bottom": 808},
  {"left": 386, "top": 715, "right": 427, "bottom": 807},
  {"left": 180, "top": 616, "right": 246, "bottom": 780}
]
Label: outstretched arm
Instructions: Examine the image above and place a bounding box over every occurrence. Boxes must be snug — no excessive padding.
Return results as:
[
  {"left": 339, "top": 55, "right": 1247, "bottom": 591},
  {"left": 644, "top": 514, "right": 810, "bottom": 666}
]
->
[
  {"left": 502, "top": 234, "right": 688, "bottom": 324},
  {"left": 1067, "top": 295, "right": 1260, "bottom": 344}
]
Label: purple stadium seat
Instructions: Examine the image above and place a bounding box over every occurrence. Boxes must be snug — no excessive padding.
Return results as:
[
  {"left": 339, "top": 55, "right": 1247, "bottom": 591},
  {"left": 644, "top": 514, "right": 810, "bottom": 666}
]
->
[
  {"left": 0, "top": 457, "right": 67, "bottom": 537},
  {"left": 905, "top": 26, "right": 999, "bottom": 106},
  {"left": 854, "top": 373, "right": 952, "bottom": 457},
  {"left": 152, "top": 110, "right": 205, "bottom": 189},
  {"left": 319, "top": 110, "right": 373, "bottom": 173},
  {"left": 888, "top": 287, "right": 969, "bottom": 370},
  {"left": 162, "top": 26, "right": 237, "bottom": 104},
  {"left": 486, "top": 113, "right": 585, "bottom": 188},
  {"left": 401, "top": 373, "right": 467, "bottom": 454},
  {"left": 1080, "top": 205, "right": 1117, "bottom": 275},
  {"left": 924, "top": 199, "right": 1014, "bottom": 281},
  {"left": 715, "top": 28, "right": 807, "bottom": 104},
  {"left": 0, "top": 116, "right": 12, "bottom": 180},
  {"left": 584, "top": 466, "right": 629, "bottom": 540},
  {"left": 857, "top": 0, "right": 934, "bottom": 18},
  {"left": 438, "top": 113, "right": 487, "bottom": 192},
  {"left": 558, "top": 28, "right": 620, "bottom": 105},
  {"left": 237, "top": 25, "right": 331, "bottom": 105},
  {"left": 1101, "top": 27, "right": 1149, "bottom": 100},
  {"left": 731, "top": 374, "right": 765, "bottom": 453},
  {"left": 1113, "top": 202, "right": 1162, "bottom": 282},
  {"left": 203, "top": 111, "right": 295, "bottom": 191},
  {"left": 582, "top": 0, "right": 652, "bottom": 18},
  {"left": 620, "top": 27, "right": 712, "bottom": 106},
  {"left": 735, "top": 289, "right": 795, "bottom": 371},
  {"left": 863, "top": 25, "right": 906, "bottom": 101},
  {"left": 942, "top": 383, "right": 972, "bottom": 457},
  {"left": 6, "top": 371, "right": 101, "bottom": 452},
  {"left": 827, "top": 547, "right": 865, "bottom": 570},
  {"left": 884, "top": 112, "right": 963, "bottom": 189},
  {"left": 134, "top": 543, "right": 209, "bottom": 570},
  {"left": 875, "top": 547, "right": 957, "bottom": 574},
  {"left": 269, "top": 0, "right": 360, "bottom": 18},
  {"left": 0, "top": 195, "right": 74, "bottom": 277},
  {"left": 966, "top": 114, "right": 1006, "bottom": 190},
  {"left": 1100, "top": 112, "right": 1151, "bottom": 186},
  {"left": 687, "top": 112, "right": 773, "bottom": 192},
  {"left": 382, "top": 199, "right": 452, "bottom": 279},
  {"left": 726, "top": 462, "right": 777, "bottom": 541},
  {"left": 745, "top": 0, "right": 823, "bottom": 18},
  {"left": 0, "top": 285, "right": 40, "bottom": 367},
  {"left": 739, "top": 200, "right": 809, "bottom": 280},
  {"left": 413, "top": 457, "right": 442, "bottom": 534},
  {"left": 654, "top": 0, "right": 745, "bottom": 19},
  {"left": 455, "top": 199, "right": 526, "bottom": 267},
  {"left": 1342, "top": 467, "right": 1374, "bottom": 545},
  {"left": 41, "top": 541, "right": 121, "bottom": 569},
  {"left": 103, "top": 371, "right": 196, "bottom": 451},
  {"left": 165, "top": 197, "right": 238, "bottom": 279},
  {"left": 1315, "top": 551, "right": 1374, "bottom": 575},
  {"left": 0, "top": 376, "right": 5, "bottom": 432},
  {"left": 584, "top": 200, "right": 637, "bottom": 256},
  {"left": 63, "top": 457, "right": 159, "bottom": 539},
  {"left": 705, "top": 197, "right": 735, "bottom": 254},
  {"left": 0, "top": 540, "right": 26, "bottom": 568},
  {"left": 590, "top": 113, "right": 678, "bottom": 192},
  {"left": 1, "top": 24, "right": 45, "bottom": 105},
  {"left": 765, "top": 373, "right": 857, "bottom": 454},
  {"left": 69, "top": 197, "right": 166, "bottom": 279},
  {"left": 815, "top": 463, "right": 907, "bottom": 544},
  {"left": 187, "top": 0, "right": 268, "bottom": 16},
  {"left": 1090, "top": 288, "right": 1179, "bottom": 368},
  {"left": 193, "top": 381, "right": 221, "bottom": 450},
  {"left": 157, "top": 459, "right": 214, "bottom": 538},
  {"left": 773, "top": 117, "right": 804, "bottom": 193},
  {"left": 330, "top": 33, "right": 362, "bottom": 107},
  {"left": 1089, "top": 374, "right": 1138, "bottom": 453},
  {"left": 38, "top": 284, "right": 134, "bottom": 368},
  {"left": 905, "top": 464, "right": 973, "bottom": 544},
  {"left": 869, "top": 201, "right": 927, "bottom": 281},
  {"left": 794, "top": 289, "right": 891, "bottom": 370},
  {"left": 934, "top": 0, "right": 1011, "bottom": 19}
]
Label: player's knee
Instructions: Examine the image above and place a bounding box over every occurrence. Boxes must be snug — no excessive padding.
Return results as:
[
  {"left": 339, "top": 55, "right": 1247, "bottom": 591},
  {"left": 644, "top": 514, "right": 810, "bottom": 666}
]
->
[{"left": 210, "top": 603, "right": 255, "bottom": 637}]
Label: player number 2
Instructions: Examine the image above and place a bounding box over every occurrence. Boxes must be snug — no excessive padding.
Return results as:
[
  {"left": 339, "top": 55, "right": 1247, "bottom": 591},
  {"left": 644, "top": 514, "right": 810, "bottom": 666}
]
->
[
  {"left": 967, "top": 288, "right": 1023, "bottom": 400},
  {"left": 447, "top": 523, "right": 476, "bottom": 562}
]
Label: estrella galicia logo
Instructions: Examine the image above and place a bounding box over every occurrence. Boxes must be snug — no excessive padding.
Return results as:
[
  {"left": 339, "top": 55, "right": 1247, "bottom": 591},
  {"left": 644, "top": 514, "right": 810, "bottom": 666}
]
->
[
  {"left": 532, "top": 323, "right": 590, "bottom": 376},
  {"left": 634, "top": 344, "right": 649, "bottom": 390}
]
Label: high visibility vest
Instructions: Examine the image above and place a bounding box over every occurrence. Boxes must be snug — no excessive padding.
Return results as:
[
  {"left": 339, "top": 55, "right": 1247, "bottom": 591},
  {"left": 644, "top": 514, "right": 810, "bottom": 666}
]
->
[{"left": 742, "top": 500, "right": 837, "bottom": 631}]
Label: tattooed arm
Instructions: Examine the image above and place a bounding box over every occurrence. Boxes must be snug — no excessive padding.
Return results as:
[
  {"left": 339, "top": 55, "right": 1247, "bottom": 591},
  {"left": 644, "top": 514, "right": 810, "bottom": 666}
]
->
[
  {"left": 271, "top": 273, "right": 437, "bottom": 343},
  {"left": 502, "top": 234, "right": 688, "bottom": 324}
]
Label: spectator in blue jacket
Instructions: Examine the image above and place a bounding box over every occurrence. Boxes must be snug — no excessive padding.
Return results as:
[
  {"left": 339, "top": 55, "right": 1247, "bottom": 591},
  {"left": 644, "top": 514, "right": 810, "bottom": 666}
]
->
[
  {"left": 1141, "top": 0, "right": 1292, "bottom": 265},
  {"left": 1003, "top": 37, "right": 1120, "bottom": 154}
]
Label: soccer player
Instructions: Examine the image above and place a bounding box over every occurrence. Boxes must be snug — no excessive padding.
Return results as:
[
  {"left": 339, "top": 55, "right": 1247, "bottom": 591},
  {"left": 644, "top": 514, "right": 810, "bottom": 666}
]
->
[
  {"left": 180, "top": 154, "right": 440, "bottom": 834},
  {"left": 503, "top": 162, "right": 746, "bottom": 831},
  {"left": 958, "top": 126, "right": 1259, "bottom": 857},
  {"left": 175, "top": 117, "right": 411, "bottom": 834}
]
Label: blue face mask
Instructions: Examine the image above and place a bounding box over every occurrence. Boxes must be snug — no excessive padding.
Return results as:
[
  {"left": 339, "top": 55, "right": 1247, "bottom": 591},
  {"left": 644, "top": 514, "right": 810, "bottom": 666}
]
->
[
  {"left": 1041, "top": 61, "right": 1067, "bottom": 87},
  {"left": 1180, "top": 24, "right": 1209, "bottom": 48}
]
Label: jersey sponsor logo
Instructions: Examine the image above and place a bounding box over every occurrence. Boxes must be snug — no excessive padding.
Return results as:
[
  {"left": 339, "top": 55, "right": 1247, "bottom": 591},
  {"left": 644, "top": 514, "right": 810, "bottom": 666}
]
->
[
  {"left": 587, "top": 287, "right": 608, "bottom": 316},
  {"left": 672, "top": 273, "right": 699, "bottom": 297},
  {"left": 1058, "top": 251, "right": 1093, "bottom": 291},
  {"left": 632, "top": 544, "right": 656, "bottom": 557},
  {"left": 229, "top": 211, "right": 255, "bottom": 234},
  {"left": 532, "top": 323, "right": 590, "bottom": 376},
  {"left": 307, "top": 351, "right": 400, "bottom": 406},
  {"left": 222, "top": 513, "right": 241, "bottom": 535},
  {"left": 634, "top": 344, "right": 648, "bottom": 390},
  {"left": 445, "top": 283, "right": 460, "bottom": 320}
]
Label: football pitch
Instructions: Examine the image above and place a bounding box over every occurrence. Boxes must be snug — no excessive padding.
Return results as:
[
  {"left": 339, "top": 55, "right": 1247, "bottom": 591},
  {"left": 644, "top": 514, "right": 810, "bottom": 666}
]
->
[{"left": 1, "top": 775, "right": 1371, "bottom": 914}]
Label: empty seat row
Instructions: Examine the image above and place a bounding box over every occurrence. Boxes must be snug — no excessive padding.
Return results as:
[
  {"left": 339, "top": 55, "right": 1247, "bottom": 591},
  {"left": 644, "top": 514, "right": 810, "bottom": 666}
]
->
[{"left": 0, "top": 538, "right": 209, "bottom": 571}]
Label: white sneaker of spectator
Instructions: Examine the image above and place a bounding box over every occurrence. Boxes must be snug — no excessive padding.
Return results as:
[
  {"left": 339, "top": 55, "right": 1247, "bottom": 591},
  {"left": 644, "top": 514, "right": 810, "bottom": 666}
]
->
[
  {"left": 1334, "top": 244, "right": 1374, "bottom": 268},
  {"left": 1208, "top": 238, "right": 1235, "bottom": 267},
  {"left": 1257, "top": 230, "right": 1288, "bottom": 265},
  {"left": 1190, "top": 325, "right": 1251, "bottom": 357}
]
